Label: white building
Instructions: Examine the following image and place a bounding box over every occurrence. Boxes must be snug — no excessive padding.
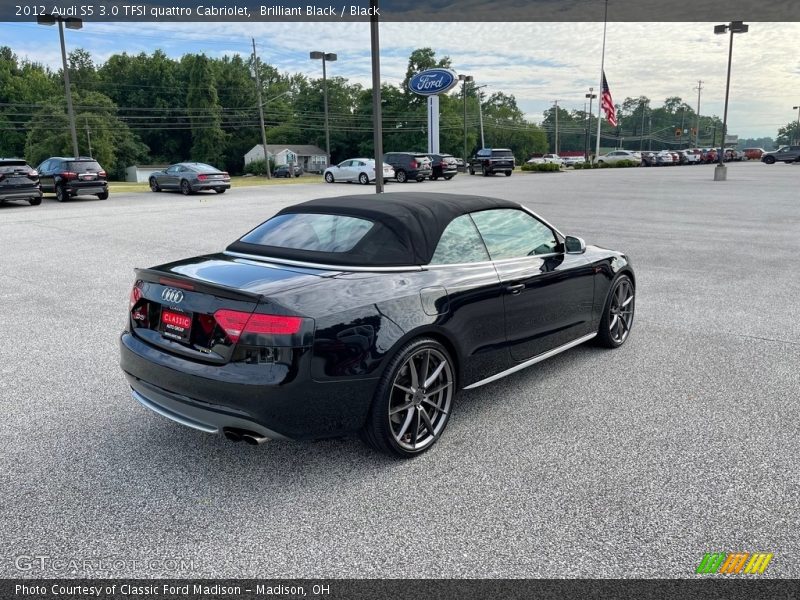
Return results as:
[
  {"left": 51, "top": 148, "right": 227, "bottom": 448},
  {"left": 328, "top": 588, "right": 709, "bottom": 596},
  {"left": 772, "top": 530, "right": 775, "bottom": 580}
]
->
[
  {"left": 125, "top": 164, "right": 169, "bottom": 183},
  {"left": 244, "top": 144, "right": 328, "bottom": 173}
]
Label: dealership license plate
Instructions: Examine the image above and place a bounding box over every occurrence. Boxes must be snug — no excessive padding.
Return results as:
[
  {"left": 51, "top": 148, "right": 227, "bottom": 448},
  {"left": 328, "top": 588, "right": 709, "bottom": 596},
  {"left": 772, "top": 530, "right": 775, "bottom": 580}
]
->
[
  {"left": 159, "top": 308, "right": 193, "bottom": 342},
  {"left": 80, "top": 174, "right": 96, "bottom": 181}
]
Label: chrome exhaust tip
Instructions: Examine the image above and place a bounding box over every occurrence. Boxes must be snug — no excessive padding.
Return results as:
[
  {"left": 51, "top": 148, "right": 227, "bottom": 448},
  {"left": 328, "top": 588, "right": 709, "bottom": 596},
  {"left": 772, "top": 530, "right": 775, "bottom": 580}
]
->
[
  {"left": 241, "top": 433, "right": 270, "bottom": 445},
  {"left": 223, "top": 428, "right": 243, "bottom": 442}
]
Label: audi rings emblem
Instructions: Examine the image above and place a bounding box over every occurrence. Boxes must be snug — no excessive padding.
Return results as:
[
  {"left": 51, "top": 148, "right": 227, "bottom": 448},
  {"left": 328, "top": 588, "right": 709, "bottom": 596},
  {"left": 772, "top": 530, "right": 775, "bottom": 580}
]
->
[{"left": 161, "top": 288, "right": 184, "bottom": 304}]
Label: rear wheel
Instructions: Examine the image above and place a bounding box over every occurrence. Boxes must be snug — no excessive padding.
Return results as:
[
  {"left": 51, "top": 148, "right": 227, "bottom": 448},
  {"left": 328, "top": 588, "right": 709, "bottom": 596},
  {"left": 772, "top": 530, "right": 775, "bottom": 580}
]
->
[
  {"left": 396, "top": 170, "right": 407, "bottom": 183},
  {"left": 97, "top": 191, "right": 109, "bottom": 200},
  {"left": 468, "top": 167, "right": 475, "bottom": 175},
  {"left": 180, "top": 180, "right": 192, "bottom": 195},
  {"left": 361, "top": 338, "right": 455, "bottom": 458},
  {"left": 444, "top": 175, "right": 453, "bottom": 180},
  {"left": 596, "top": 274, "right": 635, "bottom": 348},
  {"left": 324, "top": 172, "right": 335, "bottom": 183},
  {"left": 505, "top": 171, "right": 512, "bottom": 176},
  {"left": 149, "top": 178, "right": 160, "bottom": 192},
  {"left": 28, "top": 197, "right": 42, "bottom": 206},
  {"left": 55, "top": 184, "right": 67, "bottom": 202},
  {"left": 358, "top": 172, "right": 369, "bottom": 185},
  {"left": 215, "top": 187, "right": 226, "bottom": 194},
  {"left": 430, "top": 175, "right": 438, "bottom": 181}
]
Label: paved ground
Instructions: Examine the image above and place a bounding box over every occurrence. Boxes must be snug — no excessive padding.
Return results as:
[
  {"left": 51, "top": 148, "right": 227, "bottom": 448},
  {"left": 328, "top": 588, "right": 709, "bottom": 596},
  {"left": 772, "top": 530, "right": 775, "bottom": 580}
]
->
[{"left": 1, "top": 161, "right": 797, "bottom": 578}]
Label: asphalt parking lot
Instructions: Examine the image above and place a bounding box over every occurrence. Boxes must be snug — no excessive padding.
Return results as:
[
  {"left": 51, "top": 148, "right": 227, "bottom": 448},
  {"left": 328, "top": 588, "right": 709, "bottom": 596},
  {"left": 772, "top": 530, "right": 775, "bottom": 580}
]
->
[{"left": 1, "top": 161, "right": 798, "bottom": 578}]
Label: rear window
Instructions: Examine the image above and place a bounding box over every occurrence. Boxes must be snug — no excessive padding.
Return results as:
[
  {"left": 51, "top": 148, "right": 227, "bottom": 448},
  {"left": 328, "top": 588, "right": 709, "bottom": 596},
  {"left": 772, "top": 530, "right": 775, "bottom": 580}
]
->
[
  {"left": 0, "top": 161, "right": 30, "bottom": 173},
  {"left": 491, "top": 150, "right": 514, "bottom": 158},
  {"left": 188, "top": 163, "right": 218, "bottom": 171},
  {"left": 67, "top": 160, "right": 102, "bottom": 171},
  {"left": 239, "top": 213, "right": 374, "bottom": 253}
]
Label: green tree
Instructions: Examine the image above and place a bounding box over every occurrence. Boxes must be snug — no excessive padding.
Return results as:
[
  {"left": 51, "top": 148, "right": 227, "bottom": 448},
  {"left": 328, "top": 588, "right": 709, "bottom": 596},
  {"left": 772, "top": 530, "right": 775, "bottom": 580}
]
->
[
  {"left": 776, "top": 121, "right": 800, "bottom": 146},
  {"left": 185, "top": 54, "right": 227, "bottom": 165}
]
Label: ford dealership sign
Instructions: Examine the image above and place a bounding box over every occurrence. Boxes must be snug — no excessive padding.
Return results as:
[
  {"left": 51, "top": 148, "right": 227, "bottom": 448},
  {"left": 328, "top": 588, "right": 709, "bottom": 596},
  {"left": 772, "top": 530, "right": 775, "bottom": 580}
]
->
[{"left": 408, "top": 69, "right": 459, "bottom": 96}]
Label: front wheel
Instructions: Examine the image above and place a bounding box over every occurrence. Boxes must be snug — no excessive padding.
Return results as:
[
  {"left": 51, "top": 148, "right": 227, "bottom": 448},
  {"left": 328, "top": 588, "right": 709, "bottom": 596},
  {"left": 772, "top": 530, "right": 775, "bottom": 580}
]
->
[
  {"left": 149, "top": 178, "right": 160, "bottom": 192},
  {"left": 358, "top": 172, "right": 369, "bottom": 185},
  {"left": 29, "top": 197, "right": 42, "bottom": 206},
  {"left": 324, "top": 172, "right": 334, "bottom": 183},
  {"left": 361, "top": 338, "right": 455, "bottom": 458},
  {"left": 596, "top": 274, "right": 635, "bottom": 348},
  {"left": 180, "top": 180, "right": 192, "bottom": 195},
  {"left": 763, "top": 156, "right": 775, "bottom": 165}
]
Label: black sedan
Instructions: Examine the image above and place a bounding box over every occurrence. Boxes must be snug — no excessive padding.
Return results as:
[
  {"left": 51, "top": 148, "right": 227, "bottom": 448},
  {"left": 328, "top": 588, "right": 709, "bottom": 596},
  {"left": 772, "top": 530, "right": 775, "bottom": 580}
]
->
[
  {"left": 120, "top": 193, "right": 635, "bottom": 457},
  {"left": 149, "top": 162, "right": 230, "bottom": 195}
]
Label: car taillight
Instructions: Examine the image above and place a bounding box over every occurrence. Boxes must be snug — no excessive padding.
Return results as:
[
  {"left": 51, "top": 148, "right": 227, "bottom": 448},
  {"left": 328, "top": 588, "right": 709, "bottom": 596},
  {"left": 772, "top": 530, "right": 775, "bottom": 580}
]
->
[
  {"left": 410, "top": 160, "right": 418, "bottom": 168},
  {"left": 98, "top": 170, "right": 106, "bottom": 178},
  {"left": 29, "top": 170, "right": 38, "bottom": 177},
  {"left": 197, "top": 174, "right": 208, "bottom": 181},
  {"left": 214, "top": 309, "right": 303, "bottom": 343},
  {"left": 158, "top": 277, "right": 194, "bottom": 291},
  {"left": 61, "top": 171, "right": 77, "bottom": 181},
  {"left": 129, "top": 281, "right": 142, "bottom": 310},
  {"left": 222, "top": 172, "right": 229, "bottom": 178}
]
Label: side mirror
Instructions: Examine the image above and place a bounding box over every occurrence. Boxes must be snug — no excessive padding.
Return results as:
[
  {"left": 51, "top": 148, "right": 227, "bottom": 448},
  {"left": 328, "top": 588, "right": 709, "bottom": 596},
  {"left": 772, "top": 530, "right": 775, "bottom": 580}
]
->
[{"left": 565, "top": 235, "right": 586, "bottom": 254}]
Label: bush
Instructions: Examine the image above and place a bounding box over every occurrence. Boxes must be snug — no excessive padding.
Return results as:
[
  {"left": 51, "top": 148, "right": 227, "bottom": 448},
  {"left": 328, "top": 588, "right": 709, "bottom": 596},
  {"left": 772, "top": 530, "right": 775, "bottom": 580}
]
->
[
  {"left": 521, "top": 162, "right": 561, "bottom": 172},
  {"left": 595, "top": 159, "right": 639, "bottom": 169},
  {"left": 243, "top": 158, "right": 276, "bottom": 176}
]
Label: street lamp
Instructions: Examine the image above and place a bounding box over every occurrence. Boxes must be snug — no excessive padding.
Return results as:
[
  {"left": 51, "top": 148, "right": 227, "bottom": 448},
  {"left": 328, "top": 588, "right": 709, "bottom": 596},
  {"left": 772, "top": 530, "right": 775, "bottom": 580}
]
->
[
  {"left": 309, "top": 51, "right": 337, "bottom": 166},
  {"left": 585, "top": 88, "right": 597, "bottom": 161},
  {"left": 713, "top": 20, "right": 748, "bottom": 181},
  {"left": 37, "top": 14, "right": 82, "bottom": 158},
  {"left": 459, "top": 74, "right": 473, "bottom": 163},
  {"left": 471, "top": 83, "right": 488, "bottom": 149},
  {"left": 793, "top": 105, "right": 800, "bottom": 145}
]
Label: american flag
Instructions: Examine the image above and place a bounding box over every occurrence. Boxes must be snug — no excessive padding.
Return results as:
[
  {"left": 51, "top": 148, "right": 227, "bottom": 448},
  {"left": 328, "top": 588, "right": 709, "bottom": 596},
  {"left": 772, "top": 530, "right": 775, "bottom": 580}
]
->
[{"left": 601, "top": 71, "right": 617, "bottom": 127}]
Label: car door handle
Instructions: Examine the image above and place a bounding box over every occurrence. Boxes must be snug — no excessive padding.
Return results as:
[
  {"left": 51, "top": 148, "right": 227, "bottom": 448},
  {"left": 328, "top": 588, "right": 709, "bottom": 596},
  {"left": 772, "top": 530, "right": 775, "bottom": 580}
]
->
[{"left": 506, "top": 283, "right": 526, "bottom": 295}]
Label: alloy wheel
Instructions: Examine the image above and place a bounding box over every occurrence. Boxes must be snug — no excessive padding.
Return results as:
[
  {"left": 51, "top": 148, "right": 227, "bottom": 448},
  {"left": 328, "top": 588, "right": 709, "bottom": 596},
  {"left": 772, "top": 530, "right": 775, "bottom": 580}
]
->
[
  {"left": 608, "top": 278, "right": 635, "bottom": 344},
  {"left": 388, "top": 348, "right": 453, "bottom": 452}
]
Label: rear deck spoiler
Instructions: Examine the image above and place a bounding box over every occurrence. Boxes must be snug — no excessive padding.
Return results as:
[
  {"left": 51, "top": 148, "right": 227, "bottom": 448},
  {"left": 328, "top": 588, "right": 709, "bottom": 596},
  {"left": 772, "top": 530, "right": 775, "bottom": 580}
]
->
[{"left": 134, "top": 267, "right": 264, "bottom": 303}]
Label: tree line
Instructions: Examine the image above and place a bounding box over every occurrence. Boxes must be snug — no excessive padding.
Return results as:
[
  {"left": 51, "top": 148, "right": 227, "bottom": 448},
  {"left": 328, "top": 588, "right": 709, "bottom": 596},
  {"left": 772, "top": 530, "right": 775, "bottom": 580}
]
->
[{"left": 2, "top": 44, "right": 796, "bottom": 179}]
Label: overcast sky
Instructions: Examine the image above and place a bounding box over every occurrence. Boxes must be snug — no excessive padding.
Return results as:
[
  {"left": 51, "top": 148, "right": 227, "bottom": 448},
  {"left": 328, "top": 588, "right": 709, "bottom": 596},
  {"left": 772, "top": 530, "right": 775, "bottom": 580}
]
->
[{"left": 2, "top": 20, "right": 798, "bottom": 139}]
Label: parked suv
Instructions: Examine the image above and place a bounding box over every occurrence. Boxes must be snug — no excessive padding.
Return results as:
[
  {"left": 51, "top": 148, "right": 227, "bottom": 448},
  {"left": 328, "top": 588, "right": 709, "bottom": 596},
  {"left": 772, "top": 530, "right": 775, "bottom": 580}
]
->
[
  {"left": 469, "top": 148, "right": 515, "bottom": 176},
  {"left": 0, "top": 158, "right": 42, "bottom": 206},
  {"left": 429, "top": 154, "right": 458, "bottom": 180},
  {"left": 37, "top": 156, "right": 109, "bottom": 201},
  {"left": 383, "top": 152, "right": 432, "bottom": 183},
  {"left": 273, "top": 164, "right": 303, "bottom": 178},
  {"left": 761, "top": 146, "right": 800, "bottom": 164}
]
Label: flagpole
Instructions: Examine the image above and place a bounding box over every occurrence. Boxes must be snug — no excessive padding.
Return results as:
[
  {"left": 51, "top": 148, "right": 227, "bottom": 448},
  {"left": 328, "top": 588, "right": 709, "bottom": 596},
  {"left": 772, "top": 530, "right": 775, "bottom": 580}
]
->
[{"left": 595, "top": 0, "right": 608, "bottom": 161}]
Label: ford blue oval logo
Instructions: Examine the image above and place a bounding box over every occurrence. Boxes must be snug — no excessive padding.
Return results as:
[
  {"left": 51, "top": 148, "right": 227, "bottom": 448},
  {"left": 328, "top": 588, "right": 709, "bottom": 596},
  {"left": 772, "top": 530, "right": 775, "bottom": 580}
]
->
[{"left": 408, "top": 69, "right": 459, "bottom": 96}]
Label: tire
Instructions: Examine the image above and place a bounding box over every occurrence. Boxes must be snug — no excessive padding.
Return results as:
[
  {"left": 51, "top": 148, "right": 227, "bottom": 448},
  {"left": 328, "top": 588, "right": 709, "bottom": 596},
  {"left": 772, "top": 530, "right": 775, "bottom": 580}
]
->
[
  {"left": 396, "top": 170, "right": 407, "bottom": 183},
  {"left": 763, "top": 156, "right": 775, "bottom": 165},
  {"left": 505, "top": 171, "right": 512, "bottom": 176},
  {"left": 149, "top": 178, "right": 160, "bottom": 192},
  {"left": 468, "top": 167, "right": 475, "bottom": 175},
  {"left": 483, "top": 169, "right": 490, "bottom": 176},
  {"left": 361, "top": 337, "right": 455, "bottom": 458},
  {"left": 180, "top": 180, "right": 192, "bottom": 195},
  {"left": 358, "top": 172, "right": 369, "bottom": 185},
  {"left": 444, "top": 175, "right": 453, "bottom": 181},
  {"left": 215, "top": 187, "right": 226, "bottom": 194},
  {"left": 96, "top": 191, "right": 109, "bottom": 200},
  {"left": 430, "top": 175, "right": 438, "bottom": 181},
  {"left": 55, "top": 184, "right": 67, "bottom": 202},
  {"left": 324, "top": 172, "right": 335, "bottom": 183},
  {"left": 28, "top": 197, "right": 42, "bottom": 206},
  {"left": 596, "top": 274, "right": 635, "bottom": 349}
]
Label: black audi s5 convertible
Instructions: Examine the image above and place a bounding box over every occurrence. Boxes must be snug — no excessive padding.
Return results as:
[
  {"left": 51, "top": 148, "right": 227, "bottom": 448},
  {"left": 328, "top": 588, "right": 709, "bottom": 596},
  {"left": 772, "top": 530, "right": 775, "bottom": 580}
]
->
[{"left": 120, "top": 192, "right": 635, "bottom": 457}]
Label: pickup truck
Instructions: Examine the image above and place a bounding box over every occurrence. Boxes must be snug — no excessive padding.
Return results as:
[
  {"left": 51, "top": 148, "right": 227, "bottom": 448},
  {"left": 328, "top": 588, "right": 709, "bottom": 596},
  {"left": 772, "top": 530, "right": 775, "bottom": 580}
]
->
[
  {"left": 526, "top": 153, "right": 564, "bottom": 166},
  {"left": 468, "top": 148, "right": 515, "bottom": 176}
]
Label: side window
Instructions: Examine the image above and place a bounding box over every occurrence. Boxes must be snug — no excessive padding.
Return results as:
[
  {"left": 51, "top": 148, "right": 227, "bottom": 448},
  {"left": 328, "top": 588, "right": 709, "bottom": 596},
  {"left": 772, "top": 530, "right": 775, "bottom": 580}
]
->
[
  {"left": 166, "top": 165, "right": 179, "bottom": 174},
  {"left": 39, "top": 160, "right": 51, "bottom": 172},
  {"left": 338, "top": 160, "right": 352, "bottom": 168},
  {"left": 430, "top": 215, "right": 490, "bottom": 265},
  {"left": 471, "top": 209, "right": 558, "bottom": 260}
]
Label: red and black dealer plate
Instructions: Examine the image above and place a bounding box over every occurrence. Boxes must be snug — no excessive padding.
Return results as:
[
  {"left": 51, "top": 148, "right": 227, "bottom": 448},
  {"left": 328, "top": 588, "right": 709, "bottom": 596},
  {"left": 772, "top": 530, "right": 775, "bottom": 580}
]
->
[{"left": 159, "top": 308, "right": 192, "bottom": 342}]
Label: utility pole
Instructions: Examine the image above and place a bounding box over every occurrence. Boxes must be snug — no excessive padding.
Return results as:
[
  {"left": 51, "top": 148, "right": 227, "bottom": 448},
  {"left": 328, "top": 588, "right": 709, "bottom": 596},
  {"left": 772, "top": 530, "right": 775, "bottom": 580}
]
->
[
  {"left": 478, "top": 93, "right": 485, "bottom": 148},
  {"left": 85, "top": 116, "right": 92, "bottom": 157},
  {"left": 252, "top": 38, "right": 271, "bottom": 179},
  {"left": 648, "top": 116, "right": 652, "bottom": 151},
  {"left": 639, "top": 101, "right": 646, "bottom": 152},
  {"left": 370, "top": 0, "right": 383, "bottom": 193},
  {"left": 553, "top": 100, "right": 559, "bottom": 154},
  {"left": 585, "top": 88, "right": 596, "bottom": 162},
  {"left": 694, "top": 80, "right": 703, "bottom": 148}
]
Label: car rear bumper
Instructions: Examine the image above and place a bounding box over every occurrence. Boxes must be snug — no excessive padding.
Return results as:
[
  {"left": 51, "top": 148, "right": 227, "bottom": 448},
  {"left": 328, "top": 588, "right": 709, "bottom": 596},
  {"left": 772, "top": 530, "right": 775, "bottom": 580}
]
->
[
  {"left": 66, "top": 183, "right": 108, "bottom": 195},
  {"left": 120, "top": 331, "right": 376, "bottom": 440},
  {"left": 0, "top": 188, "right": 42, "bottom": 201},
  {"left": 191, "top": 181, "right": 231, "bottom": 191}
]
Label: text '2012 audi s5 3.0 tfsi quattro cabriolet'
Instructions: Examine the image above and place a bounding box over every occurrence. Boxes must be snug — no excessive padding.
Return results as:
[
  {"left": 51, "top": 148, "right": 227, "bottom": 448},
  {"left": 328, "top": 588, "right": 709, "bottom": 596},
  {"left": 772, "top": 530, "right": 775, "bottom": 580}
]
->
[{"left": 120, "top": 193, "right": 635, "bottom": 457}]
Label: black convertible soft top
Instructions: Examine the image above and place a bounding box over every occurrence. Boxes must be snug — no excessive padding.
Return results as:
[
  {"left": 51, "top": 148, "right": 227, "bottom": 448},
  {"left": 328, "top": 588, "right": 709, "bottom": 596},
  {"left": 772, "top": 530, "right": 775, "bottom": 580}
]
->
[{"left": 226, "top": 192, "right": 520, "bottom": 267}]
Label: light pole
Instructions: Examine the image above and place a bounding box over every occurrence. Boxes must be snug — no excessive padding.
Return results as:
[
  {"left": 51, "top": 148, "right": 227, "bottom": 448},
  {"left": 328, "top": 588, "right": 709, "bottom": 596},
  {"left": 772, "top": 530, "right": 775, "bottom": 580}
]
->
[
  {"left": 472, "top": 84, "right": 488, "bottom": 149},
  {"left": 713, "top": 20, "right": 748, "bottom": 181},
  {"left": 309, "top": 51, "right": 337, "bottom": 166},
  {"left": 793, "top": 105, "right": 800, "bottom": 145},
  {"left": 585, "top": 88, "right": 596, "bottom": 161},
  {"left": 459, "top": 74, "right": 473, "bottom": 163},
  {"left": 37, "top": 15, "right": 82, "bottom": 158}
]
